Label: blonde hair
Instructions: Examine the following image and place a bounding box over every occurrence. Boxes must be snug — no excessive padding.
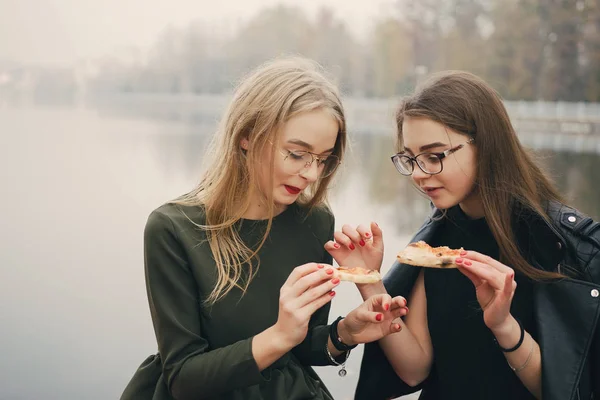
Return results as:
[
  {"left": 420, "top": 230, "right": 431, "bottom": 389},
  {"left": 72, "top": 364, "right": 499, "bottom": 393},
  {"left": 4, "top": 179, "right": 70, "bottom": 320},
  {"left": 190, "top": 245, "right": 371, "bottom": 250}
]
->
[{"left": 174, "top": 57, "right": 347, "bottom": 304}]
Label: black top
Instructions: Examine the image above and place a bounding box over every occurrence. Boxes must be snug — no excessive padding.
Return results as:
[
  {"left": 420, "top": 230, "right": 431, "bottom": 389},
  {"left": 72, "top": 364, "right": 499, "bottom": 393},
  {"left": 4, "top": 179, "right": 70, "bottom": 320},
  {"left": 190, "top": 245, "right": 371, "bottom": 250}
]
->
[
  {"left": 423, "top": 206, "right": 537, "bottom": 399},
  {"left": 120, "top": 202, "right": 338, "bottom": 400}
]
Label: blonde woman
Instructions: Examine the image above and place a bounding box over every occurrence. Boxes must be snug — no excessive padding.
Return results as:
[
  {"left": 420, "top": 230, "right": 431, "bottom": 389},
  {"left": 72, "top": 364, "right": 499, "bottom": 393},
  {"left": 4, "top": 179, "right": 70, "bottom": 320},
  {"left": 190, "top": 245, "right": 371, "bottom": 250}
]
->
[{"left": 120, "top": 57, "right": 407, "bottom": 400}]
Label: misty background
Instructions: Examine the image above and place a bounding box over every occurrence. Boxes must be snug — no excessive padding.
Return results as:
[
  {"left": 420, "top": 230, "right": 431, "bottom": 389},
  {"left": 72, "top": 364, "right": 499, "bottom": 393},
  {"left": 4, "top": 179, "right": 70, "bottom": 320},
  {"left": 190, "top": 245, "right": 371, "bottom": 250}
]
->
[{"left": 1, "top": 0, "right": 599, "bottom": 399}]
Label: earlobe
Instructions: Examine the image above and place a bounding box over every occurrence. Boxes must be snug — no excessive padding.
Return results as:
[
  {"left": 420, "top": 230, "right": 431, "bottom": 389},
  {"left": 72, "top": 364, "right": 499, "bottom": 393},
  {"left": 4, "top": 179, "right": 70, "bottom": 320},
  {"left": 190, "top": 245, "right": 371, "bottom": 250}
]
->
[{"left": 240, "top": 138, "right": 249, "bottom": 150}]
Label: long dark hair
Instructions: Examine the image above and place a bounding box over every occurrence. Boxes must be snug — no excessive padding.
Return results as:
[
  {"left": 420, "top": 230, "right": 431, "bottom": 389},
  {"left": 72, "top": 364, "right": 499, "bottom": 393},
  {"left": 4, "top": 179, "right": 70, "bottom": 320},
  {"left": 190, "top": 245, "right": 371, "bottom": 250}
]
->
[{"left": 396, "top": 70, "right": 564, "bottom": 281}]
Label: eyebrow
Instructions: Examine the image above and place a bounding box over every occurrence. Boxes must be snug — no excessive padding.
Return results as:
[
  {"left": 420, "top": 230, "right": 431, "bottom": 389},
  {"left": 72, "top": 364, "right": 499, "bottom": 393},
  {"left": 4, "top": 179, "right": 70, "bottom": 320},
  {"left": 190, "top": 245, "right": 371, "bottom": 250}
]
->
[
  {"left": 403, "top": 142, "right": 448, "bottom": 154},
  {"left": 286, "top": 139, "right": 335, "bottom": 153}
]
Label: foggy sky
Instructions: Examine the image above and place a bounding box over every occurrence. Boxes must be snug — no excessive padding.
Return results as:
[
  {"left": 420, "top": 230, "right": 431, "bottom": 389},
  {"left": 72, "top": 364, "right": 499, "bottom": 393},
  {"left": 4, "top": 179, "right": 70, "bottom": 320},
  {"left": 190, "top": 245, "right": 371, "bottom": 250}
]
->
[{"left": 0, "top": 0, "right": 394, "bottom": 66}]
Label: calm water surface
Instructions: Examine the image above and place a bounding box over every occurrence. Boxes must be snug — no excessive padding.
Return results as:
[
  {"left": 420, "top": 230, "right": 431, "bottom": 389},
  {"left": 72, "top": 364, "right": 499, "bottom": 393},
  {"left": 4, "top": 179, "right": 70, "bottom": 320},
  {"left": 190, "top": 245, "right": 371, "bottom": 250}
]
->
[{"left": 1, "top": 103, "right": 598, "bottom": 399}]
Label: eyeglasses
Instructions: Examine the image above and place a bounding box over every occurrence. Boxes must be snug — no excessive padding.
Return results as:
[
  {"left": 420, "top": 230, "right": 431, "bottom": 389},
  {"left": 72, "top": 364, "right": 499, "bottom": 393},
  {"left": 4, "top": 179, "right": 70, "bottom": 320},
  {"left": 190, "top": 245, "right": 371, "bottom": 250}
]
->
[
  {"left": 278, "top": 148, "right": 340, "bottom": 178},
  {"left": 391, "top": 138, "right": 474, "bottom": 176}
]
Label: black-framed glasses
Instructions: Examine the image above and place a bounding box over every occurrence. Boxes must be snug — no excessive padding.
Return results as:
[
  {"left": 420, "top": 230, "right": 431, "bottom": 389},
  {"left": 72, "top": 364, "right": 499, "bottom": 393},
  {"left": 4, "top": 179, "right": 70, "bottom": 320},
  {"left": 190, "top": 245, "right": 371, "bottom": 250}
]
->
[
  {"left": 278, "top": 148, "right": 341, "bottom": 178},
  {"left": 391, "top": 138, "right": 474, "bottom": 176}
]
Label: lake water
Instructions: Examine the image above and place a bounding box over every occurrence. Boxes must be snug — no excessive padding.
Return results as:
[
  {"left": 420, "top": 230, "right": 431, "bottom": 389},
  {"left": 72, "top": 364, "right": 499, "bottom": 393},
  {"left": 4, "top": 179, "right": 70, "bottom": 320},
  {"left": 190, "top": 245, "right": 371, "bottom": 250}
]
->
[{"left": 1, "top": 102, "right": 599, "bottom": 400}]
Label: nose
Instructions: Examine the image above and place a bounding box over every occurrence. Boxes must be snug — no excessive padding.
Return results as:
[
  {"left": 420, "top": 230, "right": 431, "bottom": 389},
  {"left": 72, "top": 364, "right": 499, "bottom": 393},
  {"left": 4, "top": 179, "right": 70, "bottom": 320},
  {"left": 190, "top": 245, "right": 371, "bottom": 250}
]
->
[
  {"left": 411, "top": 164, "right": 430, "bottom": 183},
  {"left": 299, "top": 160, "right": 320, "bottom": 183}
]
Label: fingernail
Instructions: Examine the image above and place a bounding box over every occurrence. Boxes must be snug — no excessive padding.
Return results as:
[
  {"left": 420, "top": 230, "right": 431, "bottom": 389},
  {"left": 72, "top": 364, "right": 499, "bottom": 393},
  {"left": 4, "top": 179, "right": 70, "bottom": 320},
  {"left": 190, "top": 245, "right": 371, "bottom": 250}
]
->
[
  {"left": 510, "top": 273, "right": 514, "bottom": 279},
  {"left": 464, "top": 260, "right": 472, "bottom": 266},
  {"left": 384, "top": 304, "right": 390, "bottom": 311},
  {"left": 333, "top": 243, "right": 340, "bottom": 249},
  {"left": 349, "top": 243, "right": 355, "bottom": 250},
  {"left": 404, "top": 307, "right": 409, "bottom": 313},
  {"left": 359, "top": 239, "right": 366, "bottom": 247},
  {"left": 460, "top": 251, "right": 467, "bottom": 256},
  {"left": 376, "top": 313, "right": 383, "bottom": 321},
  {"left": 317, "top": 264, "right": 324, "bottom": 269},
  {"left": 326, "top": 269, "right": 334, "bottom": 275},
  {"left": 374, "top": 222, "right": 379, "bottom": 227},
  {"left": 455, "top": 258, "right": 463, "bottom": 263},
  {"left": 329, "top": 291, "right": 336, "bottom": 296},
  {"left": 364, "top": 232, "right": 371, "bottom": 238},
  {"left": 331, "top": 278, "right": 340, "bottom": 284},
  {"left": 396, "top": 324, "right": 402, "bottom": 331}
]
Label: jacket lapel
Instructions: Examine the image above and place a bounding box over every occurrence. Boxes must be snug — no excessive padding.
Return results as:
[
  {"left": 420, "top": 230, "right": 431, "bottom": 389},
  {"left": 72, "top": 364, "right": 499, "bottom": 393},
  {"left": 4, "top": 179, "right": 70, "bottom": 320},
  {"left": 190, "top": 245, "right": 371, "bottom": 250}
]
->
[{"left": 535, "top": 279, "right": 600, "bottom": 400}]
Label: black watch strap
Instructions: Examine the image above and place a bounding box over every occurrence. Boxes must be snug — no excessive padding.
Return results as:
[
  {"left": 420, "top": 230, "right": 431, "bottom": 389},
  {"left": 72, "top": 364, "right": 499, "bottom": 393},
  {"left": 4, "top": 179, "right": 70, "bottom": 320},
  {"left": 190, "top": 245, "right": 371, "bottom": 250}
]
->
[{"left": 329, "top": 316, "right": 358, "bottom": 351}]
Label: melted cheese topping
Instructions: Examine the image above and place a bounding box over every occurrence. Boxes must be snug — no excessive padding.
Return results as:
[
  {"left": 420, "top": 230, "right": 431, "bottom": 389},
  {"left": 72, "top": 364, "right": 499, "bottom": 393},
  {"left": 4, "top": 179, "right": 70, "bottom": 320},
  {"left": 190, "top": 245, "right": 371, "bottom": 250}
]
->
[{"left": 400, "top": 245, "right": 457, "bottom": 266}]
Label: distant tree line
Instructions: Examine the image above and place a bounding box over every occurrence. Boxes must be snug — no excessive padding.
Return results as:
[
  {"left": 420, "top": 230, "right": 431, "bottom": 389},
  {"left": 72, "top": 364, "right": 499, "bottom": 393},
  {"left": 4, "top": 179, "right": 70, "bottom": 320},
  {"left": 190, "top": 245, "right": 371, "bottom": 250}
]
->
[{"left": 88, "top": 0, "right": 600, "bottom": 101}]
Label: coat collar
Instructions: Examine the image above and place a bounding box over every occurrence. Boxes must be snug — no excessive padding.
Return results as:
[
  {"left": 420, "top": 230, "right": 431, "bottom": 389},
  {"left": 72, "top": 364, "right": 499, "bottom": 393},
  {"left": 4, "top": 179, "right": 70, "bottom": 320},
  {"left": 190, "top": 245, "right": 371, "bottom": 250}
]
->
[
  {"left": 419, "top": 202, "right": 568, "bottom": 272},
  {"left": 383, "top": 202, "right": 568, "bottom": 296}
]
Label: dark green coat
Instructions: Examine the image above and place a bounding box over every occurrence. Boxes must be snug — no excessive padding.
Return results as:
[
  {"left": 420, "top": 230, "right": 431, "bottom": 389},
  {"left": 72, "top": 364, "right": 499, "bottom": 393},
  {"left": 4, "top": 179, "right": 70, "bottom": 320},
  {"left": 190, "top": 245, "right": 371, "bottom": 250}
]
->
[{"left": 121, "top": 202, "right": 338, "bottom": 400}]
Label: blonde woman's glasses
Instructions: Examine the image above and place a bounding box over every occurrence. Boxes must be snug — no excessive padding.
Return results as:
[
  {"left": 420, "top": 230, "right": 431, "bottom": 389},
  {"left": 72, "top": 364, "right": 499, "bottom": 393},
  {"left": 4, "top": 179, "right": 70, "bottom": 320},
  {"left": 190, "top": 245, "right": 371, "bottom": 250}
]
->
[{"left": 278, "top": 148, "right": 340, "bottom": 178}]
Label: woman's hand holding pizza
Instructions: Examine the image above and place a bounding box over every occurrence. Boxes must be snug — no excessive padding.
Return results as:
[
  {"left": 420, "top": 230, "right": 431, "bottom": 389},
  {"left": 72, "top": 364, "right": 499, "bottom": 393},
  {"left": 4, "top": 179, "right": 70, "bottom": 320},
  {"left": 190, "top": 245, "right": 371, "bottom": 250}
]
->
[
  {"left": 324, "top": 222, "right": 384, "bottom": 272},
  {"left": 337, "top": 294, "right": 408, "bottom": 345},
  {"left": 456, "top": 251, "right": 517, "bottom": 333},
  {"left": 273, "top": 263, "right": 341, "bottom": 348}
]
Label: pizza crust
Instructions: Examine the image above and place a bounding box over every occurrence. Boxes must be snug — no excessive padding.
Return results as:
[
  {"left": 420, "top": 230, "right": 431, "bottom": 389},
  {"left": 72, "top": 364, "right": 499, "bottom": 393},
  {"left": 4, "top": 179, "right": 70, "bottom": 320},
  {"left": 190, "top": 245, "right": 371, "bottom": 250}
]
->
[
  {"left": 396, "top": 240, "right": 463, "bottom": 269},
  {"left": 334, "top": 267, "right": 382, "bottom": 284}
]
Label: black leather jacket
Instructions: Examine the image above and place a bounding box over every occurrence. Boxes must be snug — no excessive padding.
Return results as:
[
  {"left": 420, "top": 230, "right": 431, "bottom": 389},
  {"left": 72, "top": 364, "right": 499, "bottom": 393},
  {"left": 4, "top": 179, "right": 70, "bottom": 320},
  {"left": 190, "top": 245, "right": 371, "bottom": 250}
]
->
[{"left": 355, "top": 201, "right": 600, "bottom": 400}]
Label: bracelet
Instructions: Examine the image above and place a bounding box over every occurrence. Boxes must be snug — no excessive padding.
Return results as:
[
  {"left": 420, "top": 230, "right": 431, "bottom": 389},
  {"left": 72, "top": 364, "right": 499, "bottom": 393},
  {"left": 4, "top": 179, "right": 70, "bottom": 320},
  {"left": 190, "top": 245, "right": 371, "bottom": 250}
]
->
[
  {"left": 495, "top": 318, "right": 524, "bottom": 352},
  {"left": 508, "top": 334, "right": 535, "bottom": 373},
  {"left": 329, "top": 316, "right": 358, "bottom": 352},
  {"left": 325, "top": 341, "right": 351, "bottom": 377}
]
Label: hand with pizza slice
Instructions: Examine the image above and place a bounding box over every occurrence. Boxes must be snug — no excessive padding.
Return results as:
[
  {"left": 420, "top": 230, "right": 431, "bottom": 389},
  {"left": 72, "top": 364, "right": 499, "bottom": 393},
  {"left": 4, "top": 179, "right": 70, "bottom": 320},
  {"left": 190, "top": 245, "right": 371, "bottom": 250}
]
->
[
  {"left": 397, "top": 241, "right": 517, "bottom": 332},
  {"left": 324, "top": 222, "right": 385, "bottom": 278},
  {"left": 454, "top": 251, "right": 517, "bottom": 333}
]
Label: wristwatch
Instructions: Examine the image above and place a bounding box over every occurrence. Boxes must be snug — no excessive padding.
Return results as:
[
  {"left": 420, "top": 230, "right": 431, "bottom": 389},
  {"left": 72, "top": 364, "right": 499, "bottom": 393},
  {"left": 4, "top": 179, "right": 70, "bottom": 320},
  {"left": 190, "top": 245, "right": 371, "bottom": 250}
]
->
[{"left": 329, "top": 316, "right": 358, "bottom": 351}]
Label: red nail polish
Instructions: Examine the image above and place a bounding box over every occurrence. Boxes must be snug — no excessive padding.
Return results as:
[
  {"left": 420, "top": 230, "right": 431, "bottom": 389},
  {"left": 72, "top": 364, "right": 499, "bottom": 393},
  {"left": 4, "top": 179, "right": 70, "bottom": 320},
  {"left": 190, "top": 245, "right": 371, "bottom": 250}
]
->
[
  {"left": 329, "top": 291, "right": 336, "bottom": 296},
  {"left": 395, "top": 324, "right": 401, "bottom": 330},
  {"left": 376, "top": 314, "right": 383, "bottom": 321},
  {"left": 317, "top": 264, "right": 324, "bottom": 269},
  {"left": 365, "top": 232, "right": 371, "bottom": 238},
  {"left": 331, "top": 278, "right": 340, "bottom": 284},
  {"left": 404, "top": 307, "right": 409, "bottom": 313},
  {"left": 384, "top": 304, "right": 390, "bottom": 311},
  {"left": 333, "top": 243, "right": 340, "bottom": 249},
  {"left": 464, "top": 260, "right": 472, "bottom": 266},
  {"left": 326, "top": 269, "right": 334, "bottom": 275},
  {"left": 456, "top": 258, "right": 463, "bottom": 263},
  {"left": 359, "top": 239, "right": 366, "bottom": 247},
  {"left": 349, "top": 243, "right": 355, "bottom": 250},
  {"left": 460, "top": 251, "right": 467, "bottom": 256}
]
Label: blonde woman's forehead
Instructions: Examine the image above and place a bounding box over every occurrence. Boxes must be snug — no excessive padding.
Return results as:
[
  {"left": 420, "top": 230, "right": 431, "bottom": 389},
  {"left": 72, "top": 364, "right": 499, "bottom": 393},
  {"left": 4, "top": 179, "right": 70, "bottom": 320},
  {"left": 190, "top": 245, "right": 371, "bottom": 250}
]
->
[{"left": 280, "top": 109, "right": 339, "bottom": 152}]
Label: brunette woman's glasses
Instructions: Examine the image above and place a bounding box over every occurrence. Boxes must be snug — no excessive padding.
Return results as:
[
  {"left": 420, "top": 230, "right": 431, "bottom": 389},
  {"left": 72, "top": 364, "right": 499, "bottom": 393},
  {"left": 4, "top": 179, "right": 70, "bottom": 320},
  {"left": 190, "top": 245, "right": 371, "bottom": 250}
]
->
[{"left": 391, "top": 138, "right": 474, "bottom": 176}]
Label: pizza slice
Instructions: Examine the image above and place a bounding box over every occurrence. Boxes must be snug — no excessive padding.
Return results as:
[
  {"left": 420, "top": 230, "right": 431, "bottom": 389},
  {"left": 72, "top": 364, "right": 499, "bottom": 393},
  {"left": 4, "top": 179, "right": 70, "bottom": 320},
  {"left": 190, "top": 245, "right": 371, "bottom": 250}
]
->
[
  {"left": 334, "top": 266, "right": 382, "bottom": 284},
  {"left": 396, "top": 240, "right": 464, "bottom": 269}
]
